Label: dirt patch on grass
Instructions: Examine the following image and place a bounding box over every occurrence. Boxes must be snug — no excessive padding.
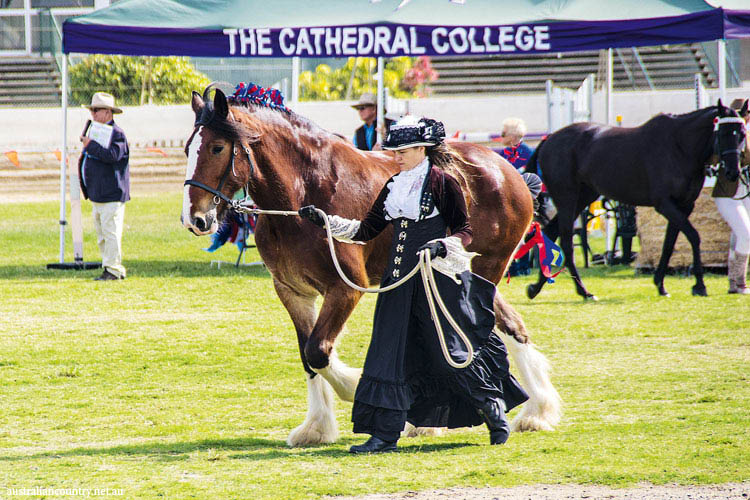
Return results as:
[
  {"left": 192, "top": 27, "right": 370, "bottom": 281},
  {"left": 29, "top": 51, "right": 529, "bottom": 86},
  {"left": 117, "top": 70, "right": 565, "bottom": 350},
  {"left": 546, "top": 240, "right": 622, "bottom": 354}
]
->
[{"left": 331, "top": 483, "right": 749, "bottom": 500}]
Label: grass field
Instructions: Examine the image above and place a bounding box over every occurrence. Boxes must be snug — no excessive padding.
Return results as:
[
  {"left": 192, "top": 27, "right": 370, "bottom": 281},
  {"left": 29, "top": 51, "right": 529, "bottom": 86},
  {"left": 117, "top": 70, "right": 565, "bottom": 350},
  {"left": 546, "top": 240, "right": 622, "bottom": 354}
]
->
[{"left": 1, "top": 193, "right": 748, "bottom": 499}]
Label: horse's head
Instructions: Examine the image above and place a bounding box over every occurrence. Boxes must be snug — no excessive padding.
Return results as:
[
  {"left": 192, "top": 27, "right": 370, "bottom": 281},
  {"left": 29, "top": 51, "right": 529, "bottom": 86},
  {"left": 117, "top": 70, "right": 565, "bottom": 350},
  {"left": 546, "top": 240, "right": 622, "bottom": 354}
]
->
[
  {"left": 715, "top": 98, "right": 747, "bottom": 183},
  {"left": 181, "top": 84, "right": 259, "bottom": 235}
]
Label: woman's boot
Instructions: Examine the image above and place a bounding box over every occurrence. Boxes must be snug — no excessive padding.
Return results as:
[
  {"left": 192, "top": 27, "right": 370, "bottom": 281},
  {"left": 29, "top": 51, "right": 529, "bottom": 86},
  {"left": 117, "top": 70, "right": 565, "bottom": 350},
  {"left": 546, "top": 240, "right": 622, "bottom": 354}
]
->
[
  {"left": 729, "top": 252, "right": 750, "bottom": 295},
  {"left": 480, "top": 397, "right": 510, "bottom": 445}
]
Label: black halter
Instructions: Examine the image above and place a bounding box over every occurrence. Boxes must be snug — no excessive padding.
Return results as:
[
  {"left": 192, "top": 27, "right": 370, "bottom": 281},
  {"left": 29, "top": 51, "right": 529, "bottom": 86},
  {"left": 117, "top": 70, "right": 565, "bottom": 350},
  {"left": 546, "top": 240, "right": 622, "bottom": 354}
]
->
[{"left": 184, "top": 141, "right": 255, "bottom": 206}]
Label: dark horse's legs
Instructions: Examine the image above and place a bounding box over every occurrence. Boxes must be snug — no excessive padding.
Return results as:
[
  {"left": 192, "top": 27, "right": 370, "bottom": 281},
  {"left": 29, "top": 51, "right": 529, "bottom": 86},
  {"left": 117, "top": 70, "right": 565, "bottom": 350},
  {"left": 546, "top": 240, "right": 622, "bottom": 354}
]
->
[
  {"left": 653, "top": 200, "right": 706, "bottom": 297},
  {"left": 528, "top": 190, "right": 599, "bottom": 300}
]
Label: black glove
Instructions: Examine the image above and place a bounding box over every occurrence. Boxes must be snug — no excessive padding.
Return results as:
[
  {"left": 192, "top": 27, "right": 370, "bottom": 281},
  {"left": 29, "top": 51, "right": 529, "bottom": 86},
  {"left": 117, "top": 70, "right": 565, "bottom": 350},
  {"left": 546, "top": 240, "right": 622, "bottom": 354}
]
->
[
  {"left": 299, "top": 205, "right": 325, "bottom": 228},
  {"left": 418, "top": 241, "right": 447, "bottom": 259}
]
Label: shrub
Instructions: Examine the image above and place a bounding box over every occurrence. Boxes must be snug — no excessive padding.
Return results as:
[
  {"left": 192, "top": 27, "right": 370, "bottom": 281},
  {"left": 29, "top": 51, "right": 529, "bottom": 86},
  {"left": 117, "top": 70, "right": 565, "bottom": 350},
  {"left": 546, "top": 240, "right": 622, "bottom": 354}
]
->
[
  {"left": 69, "top": 55, "right": 211, "bottom": 106},
  {"left": 299, "top": 56, "right": 437, "bottom": 101}
]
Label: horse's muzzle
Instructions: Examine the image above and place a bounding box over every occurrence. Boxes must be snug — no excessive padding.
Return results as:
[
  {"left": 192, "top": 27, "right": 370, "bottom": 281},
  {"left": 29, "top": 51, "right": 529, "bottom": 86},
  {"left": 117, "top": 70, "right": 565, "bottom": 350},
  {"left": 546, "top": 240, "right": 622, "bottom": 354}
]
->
[{"left": 181, "top": 210, "right": 218, "bottom": 236}]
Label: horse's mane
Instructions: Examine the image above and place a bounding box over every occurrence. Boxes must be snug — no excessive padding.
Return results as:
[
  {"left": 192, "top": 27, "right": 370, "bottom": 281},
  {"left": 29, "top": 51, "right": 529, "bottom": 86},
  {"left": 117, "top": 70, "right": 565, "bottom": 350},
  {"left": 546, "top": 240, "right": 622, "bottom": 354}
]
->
[{"left": 200, "top": 82, "right": 337, "bottom": 146}]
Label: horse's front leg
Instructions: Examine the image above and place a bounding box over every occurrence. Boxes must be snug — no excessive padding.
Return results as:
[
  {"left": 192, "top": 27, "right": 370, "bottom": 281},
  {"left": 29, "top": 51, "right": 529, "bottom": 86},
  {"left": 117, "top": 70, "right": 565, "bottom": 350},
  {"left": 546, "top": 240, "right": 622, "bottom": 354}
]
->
[
  {"left": 655, "top": 201, "right": 706, "bottom": 296},
  {"left": 272, "top": 279, "right": 338, "bottom": 447},
  {"left": 653, "top": 221, "right": 680, "bottom": 297},
  {"left": 305, "top": 284, "right": 364, "bottom": 402}
]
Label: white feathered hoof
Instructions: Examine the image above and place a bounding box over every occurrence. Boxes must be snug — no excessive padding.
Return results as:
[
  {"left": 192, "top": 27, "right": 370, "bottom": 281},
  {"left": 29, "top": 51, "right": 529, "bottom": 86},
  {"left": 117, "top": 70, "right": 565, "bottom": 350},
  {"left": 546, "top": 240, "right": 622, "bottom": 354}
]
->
[
  {"left": 402, "top": 422, "right": 444, "bottom": 438},
  {"left": 510, "top": 398, "right": 558, "bottom": 432},
  {"left": 286, "top": 374, "right": 339, "bottom": 447},
  {"left": 286, "top": 416, "right": 339, "bottom": 447}
]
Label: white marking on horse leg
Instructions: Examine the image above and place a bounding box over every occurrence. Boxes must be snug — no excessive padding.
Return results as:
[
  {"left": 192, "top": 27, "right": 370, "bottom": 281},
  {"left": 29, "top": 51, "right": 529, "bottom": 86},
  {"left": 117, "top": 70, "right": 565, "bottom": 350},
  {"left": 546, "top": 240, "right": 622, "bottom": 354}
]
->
[
  {"left": 313, "top": 350, "right": 362, "bottom": 402},
  {"left": 182, "top": 126, "right": 203, "bottom": 229},
  {"left": 500, "top": 332, "right": 562, "bottom": 432},
  {"left": 286, "top": 373, "right": 338, "bottom": 447}
]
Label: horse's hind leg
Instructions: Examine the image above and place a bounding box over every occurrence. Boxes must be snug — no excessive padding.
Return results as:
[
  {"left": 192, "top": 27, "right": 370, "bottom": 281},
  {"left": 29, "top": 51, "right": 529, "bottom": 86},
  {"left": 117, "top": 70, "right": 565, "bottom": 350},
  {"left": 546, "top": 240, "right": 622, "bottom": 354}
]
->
[
  {"left": 558, "top": 192, "right": 599, "bottom": 300},
  {"left": 272, "top": 279, "right": 339, "bottom": 447},
  {"left": 493, "top": 295, "right": 562, "bottom": 432}
]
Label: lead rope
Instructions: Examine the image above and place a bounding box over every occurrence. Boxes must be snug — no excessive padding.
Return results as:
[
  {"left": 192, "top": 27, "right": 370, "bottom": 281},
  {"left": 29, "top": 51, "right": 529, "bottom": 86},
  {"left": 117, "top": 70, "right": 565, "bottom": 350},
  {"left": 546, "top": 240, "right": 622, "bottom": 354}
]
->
[{"left": 232, "top": 203, "right": 474, "bottom": 369}]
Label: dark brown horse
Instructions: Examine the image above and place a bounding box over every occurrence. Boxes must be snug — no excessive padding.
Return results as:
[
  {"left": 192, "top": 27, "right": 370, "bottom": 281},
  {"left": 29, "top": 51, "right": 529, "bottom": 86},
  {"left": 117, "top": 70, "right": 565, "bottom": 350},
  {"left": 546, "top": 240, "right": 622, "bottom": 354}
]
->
[
  {"left": 526, "top": 100, "right": 747, "bottom": 301},
  {"left": 181, "top": 85, "right": 561, "bottom": 446}
]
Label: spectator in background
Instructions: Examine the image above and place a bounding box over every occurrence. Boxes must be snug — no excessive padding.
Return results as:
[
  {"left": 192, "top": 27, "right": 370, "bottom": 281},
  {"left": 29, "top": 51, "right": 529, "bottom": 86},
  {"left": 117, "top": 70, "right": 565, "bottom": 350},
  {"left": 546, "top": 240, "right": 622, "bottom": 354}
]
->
[
  {"left": 352, "top": 92, "right": 393, "bottom": 151},
  {"left": 499, "top": 117, "right": 535, "bottom": 173},
  {"left": 500, "top": 117, "right": 537, "bottom": 276},
  {"left": 712, "top": 98, "right": 750, "bottom": 295},
  {"left": 78, "top": 92, "right": 130, "bottom": 281}
]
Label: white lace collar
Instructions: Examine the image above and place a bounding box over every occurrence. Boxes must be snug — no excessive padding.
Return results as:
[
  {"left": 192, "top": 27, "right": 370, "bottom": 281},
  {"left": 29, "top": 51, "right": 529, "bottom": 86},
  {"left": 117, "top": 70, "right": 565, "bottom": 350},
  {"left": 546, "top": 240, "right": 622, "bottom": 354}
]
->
[{"left": 383, "top": 158, "right": 431, "bottom": 221}]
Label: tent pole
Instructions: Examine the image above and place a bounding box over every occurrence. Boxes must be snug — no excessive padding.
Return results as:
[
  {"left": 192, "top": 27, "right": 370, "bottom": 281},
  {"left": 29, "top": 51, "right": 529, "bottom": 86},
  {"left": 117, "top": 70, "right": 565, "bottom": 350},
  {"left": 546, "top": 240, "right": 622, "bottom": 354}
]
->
[
  {"left": 377, "top": 57, "right": 384, "bottom": 138},
  {"left": 718, "top": 39, "right": 727, "bottom": 103},
  {"left": 291, "top": 56, "right": 300, "bottom": 106},
  {"left": 57, "top": 55, "right": 68, "bottom": 263},
  {"left": 606, "top": 48, "right": 613, "bottom": 125}
]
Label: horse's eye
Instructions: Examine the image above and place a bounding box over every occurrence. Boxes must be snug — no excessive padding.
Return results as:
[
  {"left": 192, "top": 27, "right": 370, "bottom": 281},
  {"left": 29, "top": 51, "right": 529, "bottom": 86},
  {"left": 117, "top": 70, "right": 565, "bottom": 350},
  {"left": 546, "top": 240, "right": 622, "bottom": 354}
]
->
[{"left": 212, "top": 146, "right": 224, "bottom": 154}]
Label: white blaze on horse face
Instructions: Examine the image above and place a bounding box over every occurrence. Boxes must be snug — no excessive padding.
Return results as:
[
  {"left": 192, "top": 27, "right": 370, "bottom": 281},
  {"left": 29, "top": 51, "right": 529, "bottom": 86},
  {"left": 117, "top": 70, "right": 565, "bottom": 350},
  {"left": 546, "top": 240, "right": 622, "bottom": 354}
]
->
[{"left": 182, "top": 126, "right": 204, "bottom": 229}]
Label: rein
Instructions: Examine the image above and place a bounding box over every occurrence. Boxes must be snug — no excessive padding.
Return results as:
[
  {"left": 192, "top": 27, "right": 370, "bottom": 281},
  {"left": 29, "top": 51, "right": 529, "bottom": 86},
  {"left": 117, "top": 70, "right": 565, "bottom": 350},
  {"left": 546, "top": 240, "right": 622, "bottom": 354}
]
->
[
  {"left": 184, "top": 141, "right": 256, "bottom": 206},
  {"left": 232, "top": 202, "right": 475, "bottom": 370}
]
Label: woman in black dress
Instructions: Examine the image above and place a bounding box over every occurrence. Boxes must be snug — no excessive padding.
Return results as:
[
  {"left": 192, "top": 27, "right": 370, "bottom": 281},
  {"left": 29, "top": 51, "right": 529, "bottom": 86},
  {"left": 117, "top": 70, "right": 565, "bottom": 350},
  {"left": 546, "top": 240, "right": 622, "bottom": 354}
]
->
[{"left": 300, "top": 116, "right": 527, "bottom": 453}]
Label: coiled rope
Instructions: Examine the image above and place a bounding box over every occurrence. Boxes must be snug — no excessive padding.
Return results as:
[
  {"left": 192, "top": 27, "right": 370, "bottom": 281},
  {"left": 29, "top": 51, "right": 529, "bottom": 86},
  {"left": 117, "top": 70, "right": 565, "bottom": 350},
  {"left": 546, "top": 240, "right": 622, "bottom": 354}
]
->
[{"left": 232, "top": 202, "right": 474, "bottom": 368}]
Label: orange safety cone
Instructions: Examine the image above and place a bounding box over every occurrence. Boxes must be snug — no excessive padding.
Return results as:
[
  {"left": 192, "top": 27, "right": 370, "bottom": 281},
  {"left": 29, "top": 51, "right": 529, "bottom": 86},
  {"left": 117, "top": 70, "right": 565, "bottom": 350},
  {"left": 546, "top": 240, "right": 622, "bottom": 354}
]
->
[
  {"left": 4, "top": 151, "right": 20, "bottom": 167},
  {"left": 53, "top": 149, "right": 62, "bottom": 161}
]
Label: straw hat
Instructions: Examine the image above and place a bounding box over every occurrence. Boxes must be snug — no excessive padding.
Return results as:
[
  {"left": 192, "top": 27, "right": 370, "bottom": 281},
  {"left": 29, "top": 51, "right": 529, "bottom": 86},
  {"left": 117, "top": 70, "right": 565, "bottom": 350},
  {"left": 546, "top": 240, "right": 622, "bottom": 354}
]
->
[
  {"left": 351, "top": 92, "right": 377, "bottom": 109},
  {"left": 83, "top": 92, "right": 123, "bottom": 114}
]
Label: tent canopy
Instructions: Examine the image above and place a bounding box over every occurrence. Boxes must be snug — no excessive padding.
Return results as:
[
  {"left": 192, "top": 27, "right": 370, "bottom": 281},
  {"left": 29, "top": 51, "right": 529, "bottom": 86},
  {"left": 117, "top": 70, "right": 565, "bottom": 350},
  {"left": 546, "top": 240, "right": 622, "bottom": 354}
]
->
[{"left": 63, "top": 0, "right": 750, "bottom": 58}]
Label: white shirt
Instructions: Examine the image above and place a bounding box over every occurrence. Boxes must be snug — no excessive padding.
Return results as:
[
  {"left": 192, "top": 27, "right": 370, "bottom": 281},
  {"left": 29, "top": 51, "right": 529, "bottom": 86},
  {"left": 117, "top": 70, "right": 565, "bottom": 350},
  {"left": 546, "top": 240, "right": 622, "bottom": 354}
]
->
[{"left": 383, "top": 158, "right": 438, "bottom": 220}]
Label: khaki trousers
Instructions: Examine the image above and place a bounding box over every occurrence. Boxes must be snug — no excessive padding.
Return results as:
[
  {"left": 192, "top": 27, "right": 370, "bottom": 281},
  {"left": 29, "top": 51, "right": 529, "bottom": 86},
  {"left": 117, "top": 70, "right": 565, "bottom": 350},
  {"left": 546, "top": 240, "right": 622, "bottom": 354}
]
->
[{"left": 92, "top": 201, "right": 126, "bottom": 278}]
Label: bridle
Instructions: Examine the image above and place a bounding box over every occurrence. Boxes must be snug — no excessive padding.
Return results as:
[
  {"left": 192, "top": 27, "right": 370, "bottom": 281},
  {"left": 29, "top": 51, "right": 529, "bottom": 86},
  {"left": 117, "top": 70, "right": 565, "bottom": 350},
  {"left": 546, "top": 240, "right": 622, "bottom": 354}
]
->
[
  {"left": 184, "top": 137, "right": 256, "bottom": 207},
  {"left": 708, "top": 115, "right": 750, "bottom": 199},
  {"left": 713, "top": 116, "right": 746, "bottom": 163}
]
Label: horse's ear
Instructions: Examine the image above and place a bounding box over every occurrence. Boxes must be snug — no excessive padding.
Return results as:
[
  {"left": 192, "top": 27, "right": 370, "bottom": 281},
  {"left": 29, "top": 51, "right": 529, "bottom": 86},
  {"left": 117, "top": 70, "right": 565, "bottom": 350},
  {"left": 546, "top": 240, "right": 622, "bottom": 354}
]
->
[
  {"left": 191, "top": 91, "right": 203, "bottom": 115},
  {"left": 214, "top": 89, "right": 228, "bottom": 119},
  {"left": 717, "top": 98, "right": 725, "bottom": 115},
  {"left": 742, "top": 99, "right": 749, "bottom": 117}
]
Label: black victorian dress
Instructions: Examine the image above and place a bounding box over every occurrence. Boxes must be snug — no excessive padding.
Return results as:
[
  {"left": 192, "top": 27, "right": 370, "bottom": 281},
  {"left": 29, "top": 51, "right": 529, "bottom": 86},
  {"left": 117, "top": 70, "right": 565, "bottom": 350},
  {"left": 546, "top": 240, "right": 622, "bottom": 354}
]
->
[{"left": 348, "top": 163, "right": 528, "bottom": 442}]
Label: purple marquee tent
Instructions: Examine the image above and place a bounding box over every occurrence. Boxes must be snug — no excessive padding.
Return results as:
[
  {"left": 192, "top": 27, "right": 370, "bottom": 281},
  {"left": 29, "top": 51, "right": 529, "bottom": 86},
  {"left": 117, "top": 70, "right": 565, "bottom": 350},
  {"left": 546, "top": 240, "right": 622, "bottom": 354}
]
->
[{"left": 52, "top": 0, "right": 750, "bottom": 265}]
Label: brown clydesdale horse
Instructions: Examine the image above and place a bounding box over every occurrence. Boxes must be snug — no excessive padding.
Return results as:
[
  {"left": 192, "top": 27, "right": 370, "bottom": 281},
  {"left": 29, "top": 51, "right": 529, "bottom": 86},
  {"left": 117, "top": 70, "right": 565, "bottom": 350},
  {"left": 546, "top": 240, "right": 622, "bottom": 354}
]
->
[{"left": 181, "top": 85, "right": 561, "bottom": 446}]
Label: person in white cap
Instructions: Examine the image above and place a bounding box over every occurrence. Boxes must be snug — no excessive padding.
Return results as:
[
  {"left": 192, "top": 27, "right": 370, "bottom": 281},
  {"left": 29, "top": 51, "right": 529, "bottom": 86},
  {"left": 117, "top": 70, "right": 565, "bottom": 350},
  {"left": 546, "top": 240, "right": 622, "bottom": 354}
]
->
[
  {"left": 78, "top": 92, "right": 130, "bottom": 281},
  {"left": 300, "top": 116, "right": 528, "bottom": 453},
  {"left": 351, "top": 92, "right": 393, "bottom": 151}
]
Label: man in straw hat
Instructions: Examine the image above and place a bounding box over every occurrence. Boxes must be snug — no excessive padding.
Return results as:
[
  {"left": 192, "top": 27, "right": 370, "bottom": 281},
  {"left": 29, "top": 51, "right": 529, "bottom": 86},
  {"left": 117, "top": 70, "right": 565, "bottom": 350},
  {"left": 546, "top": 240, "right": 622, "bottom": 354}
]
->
[
  {"left": 351, "top": 92, "right": 393, "bottom": 151},
  {"left": 78, "top": 92, "right": 130, "bottom": 281}
]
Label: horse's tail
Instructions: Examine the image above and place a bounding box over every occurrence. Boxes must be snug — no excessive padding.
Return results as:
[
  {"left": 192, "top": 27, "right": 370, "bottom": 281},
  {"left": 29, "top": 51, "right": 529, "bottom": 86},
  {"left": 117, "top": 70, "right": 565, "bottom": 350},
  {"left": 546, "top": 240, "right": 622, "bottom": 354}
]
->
[
  {"left": 492, "top": 292, "right": 562, "bottom": 432},
  {"left": 525, "top": 137, "right": 546, "bottom": 178}
]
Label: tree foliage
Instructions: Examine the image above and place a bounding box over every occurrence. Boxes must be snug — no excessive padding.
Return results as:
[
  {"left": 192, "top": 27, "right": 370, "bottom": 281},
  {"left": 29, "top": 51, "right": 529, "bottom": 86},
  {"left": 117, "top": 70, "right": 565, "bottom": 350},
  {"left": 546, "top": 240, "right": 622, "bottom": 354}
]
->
[
  {"left": 299, "top": 56, "right": 437, "bottom": 101},
  {"left": 69, "top": 55, "right": 211, "bottom": 106}
]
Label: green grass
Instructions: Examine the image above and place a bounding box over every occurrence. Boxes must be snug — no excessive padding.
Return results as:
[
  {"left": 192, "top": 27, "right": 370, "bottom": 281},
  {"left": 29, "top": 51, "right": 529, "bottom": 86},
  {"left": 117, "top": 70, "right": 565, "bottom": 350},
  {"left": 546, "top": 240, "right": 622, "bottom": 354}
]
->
[{"left": 0, "top": 193, "right": 748, "bottom": 499}]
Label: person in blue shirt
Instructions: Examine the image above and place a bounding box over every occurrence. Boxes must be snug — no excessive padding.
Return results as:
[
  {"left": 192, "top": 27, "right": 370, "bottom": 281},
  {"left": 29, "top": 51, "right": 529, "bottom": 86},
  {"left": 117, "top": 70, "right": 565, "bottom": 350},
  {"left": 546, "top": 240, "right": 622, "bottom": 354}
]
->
[
  {"left": 499, "top": 118, "right": 537, "bottom": 276},
  {"left": 78, "top": 92, "right": 130, "bottom": 281},
  {"left": 498, "top": 117, "right": 535, "bottom": 173},
  {"left": 352, "top": 92, "right": 393, "bottom": 151}
]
